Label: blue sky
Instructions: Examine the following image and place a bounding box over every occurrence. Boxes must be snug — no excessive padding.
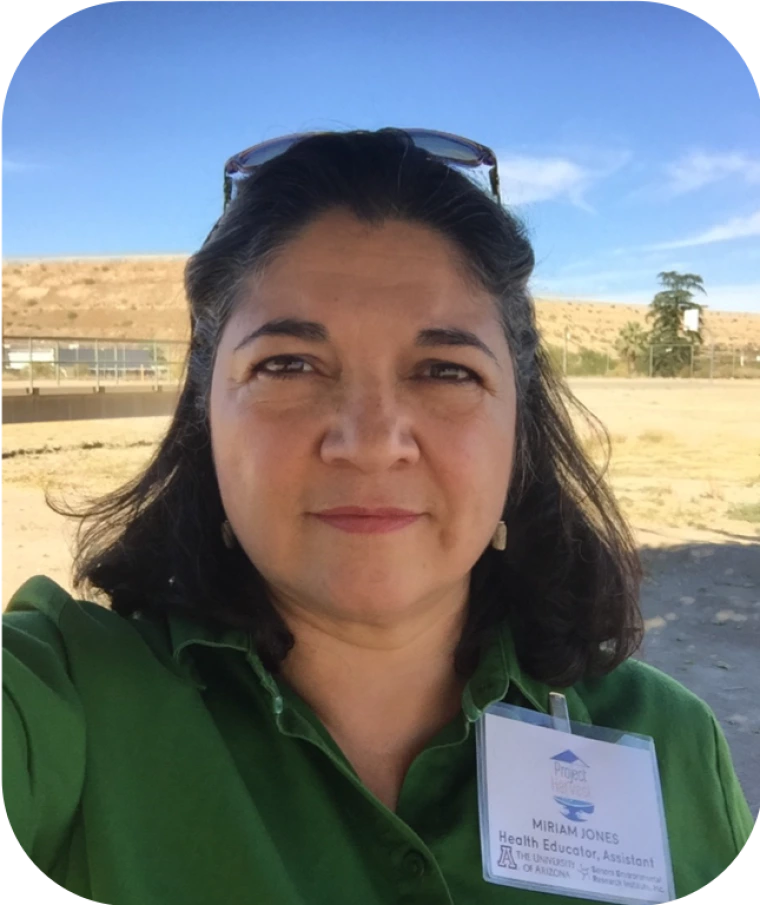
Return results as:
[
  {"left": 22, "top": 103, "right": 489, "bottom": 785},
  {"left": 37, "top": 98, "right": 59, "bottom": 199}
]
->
[{"left": 3, "top": 2, "right": 759, "bottom": 312}]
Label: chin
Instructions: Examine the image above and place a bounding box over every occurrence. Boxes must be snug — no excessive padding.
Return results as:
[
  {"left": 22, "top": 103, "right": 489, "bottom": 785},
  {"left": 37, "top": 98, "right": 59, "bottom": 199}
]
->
[{"left": 317, "top": 572, "right": 430, "bottom": 619}]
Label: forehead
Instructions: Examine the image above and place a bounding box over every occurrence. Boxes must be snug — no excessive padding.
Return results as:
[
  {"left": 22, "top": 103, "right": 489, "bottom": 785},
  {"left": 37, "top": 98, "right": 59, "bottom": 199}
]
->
[{"left": 237, "top": 209, "right": 496, "bottom": 326}]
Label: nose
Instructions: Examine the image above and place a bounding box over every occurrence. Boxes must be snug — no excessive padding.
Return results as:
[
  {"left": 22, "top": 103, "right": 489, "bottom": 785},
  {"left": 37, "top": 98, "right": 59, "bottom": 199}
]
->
[{"left": 320, "top": 380, "right": 420, "bottom": 472}]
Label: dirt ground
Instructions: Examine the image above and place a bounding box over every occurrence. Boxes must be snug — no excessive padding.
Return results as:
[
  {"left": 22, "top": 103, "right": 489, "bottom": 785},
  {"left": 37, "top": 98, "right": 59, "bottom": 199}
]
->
[{"left": 2, "top": 379, "right": 759, "bottom": 814}]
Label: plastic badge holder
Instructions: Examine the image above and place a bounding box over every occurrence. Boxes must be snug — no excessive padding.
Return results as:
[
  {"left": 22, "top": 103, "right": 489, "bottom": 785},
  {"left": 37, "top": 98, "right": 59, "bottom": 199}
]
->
[{"left": 476, "top": 694, "right": 675, "bottom": 905}]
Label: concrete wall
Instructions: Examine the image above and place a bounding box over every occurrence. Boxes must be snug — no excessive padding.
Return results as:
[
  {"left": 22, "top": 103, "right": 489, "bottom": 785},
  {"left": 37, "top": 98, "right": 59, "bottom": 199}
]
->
[{"left": 2, "top": 388, "right": 180, "bottom": 424}]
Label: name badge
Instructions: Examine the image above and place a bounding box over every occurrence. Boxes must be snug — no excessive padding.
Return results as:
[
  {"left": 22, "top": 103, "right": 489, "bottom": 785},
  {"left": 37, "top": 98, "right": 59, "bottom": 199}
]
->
[{"left": 476, "top": 698, "right": 675, "bottom": 904}]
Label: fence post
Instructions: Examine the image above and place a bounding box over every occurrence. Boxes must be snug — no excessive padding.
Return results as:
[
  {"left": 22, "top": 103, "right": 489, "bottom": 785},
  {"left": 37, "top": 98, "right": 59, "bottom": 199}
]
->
[
  {"left": 115, "top": 343, "right": 120, "bottom": 386},
  {"left": 95, "top": 339, "right": 100, "bottom": 391},
  {"left": 731, "top": 348, "right": 736, "bottom": 379},
  {"left": 690, "top": 344, "right": 694, "bottom": 379},
  {"left": 709, "top": 344, "right": 714, "bottom": 382},
  {"left": 649, "top": 344, "right": 653, "bottom": 378},
  {"left": 56, "top": 340, "right": 61, "bottom": 386},
  {"left": 28, "top": 337, "right": 34, "bottom": 393},
  {"left": 153, "top": 341, "right": 159, "bottom": 390},
  {"left": 563, "top": 328, "right": 568, "bottom": 377}
]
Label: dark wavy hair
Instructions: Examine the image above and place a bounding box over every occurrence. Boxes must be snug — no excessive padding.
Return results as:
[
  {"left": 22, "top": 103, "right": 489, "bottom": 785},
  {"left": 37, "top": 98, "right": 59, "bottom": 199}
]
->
[{"left": 65, "top": 128, "right": 643, "bottom": 686}]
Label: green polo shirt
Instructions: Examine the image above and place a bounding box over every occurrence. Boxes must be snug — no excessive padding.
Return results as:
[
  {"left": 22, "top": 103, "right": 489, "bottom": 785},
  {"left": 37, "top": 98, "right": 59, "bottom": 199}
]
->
[{"left": 3, "top": 575, "right": 755, "bottom": 904}]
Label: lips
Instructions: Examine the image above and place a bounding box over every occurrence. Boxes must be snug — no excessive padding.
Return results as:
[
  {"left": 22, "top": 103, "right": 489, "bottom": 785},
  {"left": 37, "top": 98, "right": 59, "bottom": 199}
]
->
[
  {"left": 317, "top": 507, "right": 419, "bottom": 518},
  {"left": 312, "top": 506, "right": 422, "bottom": 535}
]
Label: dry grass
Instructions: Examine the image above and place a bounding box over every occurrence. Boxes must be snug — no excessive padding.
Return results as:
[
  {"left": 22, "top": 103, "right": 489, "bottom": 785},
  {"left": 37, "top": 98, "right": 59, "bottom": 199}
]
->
[
  {"left": 570, "top": 382, "right": 760, "bottom": 537},
  {"left": 2, "top": 417, "right": 168, "bottom": 496},
  {"left": 636, "top": 430, "right": 669, "bottom": 443}
]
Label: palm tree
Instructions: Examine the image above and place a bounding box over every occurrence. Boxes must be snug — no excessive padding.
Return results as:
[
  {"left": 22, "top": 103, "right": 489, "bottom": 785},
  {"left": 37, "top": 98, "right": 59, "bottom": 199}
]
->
[{"left": 615, "top": 321, "right": 649, "bottom": 376}]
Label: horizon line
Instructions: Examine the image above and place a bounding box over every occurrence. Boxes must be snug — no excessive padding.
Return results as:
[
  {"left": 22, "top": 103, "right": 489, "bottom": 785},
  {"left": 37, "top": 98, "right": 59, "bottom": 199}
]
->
[{"left": 3, "top": 255, "right": 759, "bottom": 316}]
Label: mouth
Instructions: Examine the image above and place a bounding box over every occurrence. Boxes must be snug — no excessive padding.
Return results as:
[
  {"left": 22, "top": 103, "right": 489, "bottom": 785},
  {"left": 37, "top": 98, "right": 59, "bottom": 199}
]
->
[
  {"left": 312, "top": 507, "right": 423, "bottom": 535},
  {"left": 317, "top": 507, "right": 421, "bottom": 518}
]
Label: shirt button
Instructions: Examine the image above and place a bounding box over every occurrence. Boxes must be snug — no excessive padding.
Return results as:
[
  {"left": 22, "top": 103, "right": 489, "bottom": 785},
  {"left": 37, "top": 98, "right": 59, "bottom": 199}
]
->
[{"left": 402, "top": 850, "right": 427, "bottom": 880}]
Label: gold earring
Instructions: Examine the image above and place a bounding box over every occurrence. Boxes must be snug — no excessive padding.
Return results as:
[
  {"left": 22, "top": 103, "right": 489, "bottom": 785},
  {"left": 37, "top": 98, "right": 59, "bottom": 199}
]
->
[
  {"left": 491, "top": 521, "right": 507, "bottom": 551},
  {"left": 221, "top": 519, "right": 236, "bottom": 550}
]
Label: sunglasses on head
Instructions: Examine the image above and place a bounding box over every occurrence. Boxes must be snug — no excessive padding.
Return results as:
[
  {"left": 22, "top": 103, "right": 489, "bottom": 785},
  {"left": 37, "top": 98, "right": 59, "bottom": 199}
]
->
[{"left": 222, "top": 128, "right": 501, "bottom": 209}]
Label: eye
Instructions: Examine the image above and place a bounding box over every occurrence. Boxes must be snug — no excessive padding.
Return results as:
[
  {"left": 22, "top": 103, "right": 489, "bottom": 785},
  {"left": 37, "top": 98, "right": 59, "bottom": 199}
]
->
[
  {"left": 245, "top": 356, "right": 481, "bottom": 384},
  {"left": 249, "top": 355, "right": 315, "bottom": 379},
  {"left": 420, "top": 361, "right": 482, "bottom": 384}
]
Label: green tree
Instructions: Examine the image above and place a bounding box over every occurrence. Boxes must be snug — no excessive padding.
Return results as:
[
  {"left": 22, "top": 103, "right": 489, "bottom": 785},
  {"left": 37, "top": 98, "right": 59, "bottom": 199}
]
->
[
  {"left": 646, "top": 271, "right": 705, "bottom": 377},
  {"left": 614, "top": 321, "right": 649, "bottom": 376}
]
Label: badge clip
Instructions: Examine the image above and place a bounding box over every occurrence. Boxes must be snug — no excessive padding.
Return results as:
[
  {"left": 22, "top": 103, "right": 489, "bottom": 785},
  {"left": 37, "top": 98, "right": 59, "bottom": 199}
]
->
[{"left": 549, "top": 691, "right": 571, "bottom": 734}]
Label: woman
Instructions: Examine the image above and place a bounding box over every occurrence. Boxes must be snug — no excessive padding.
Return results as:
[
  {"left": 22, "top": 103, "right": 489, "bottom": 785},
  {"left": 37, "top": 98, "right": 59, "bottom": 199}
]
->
[{"left": 3, "top": 128, "right": 753, "bottom": 904}]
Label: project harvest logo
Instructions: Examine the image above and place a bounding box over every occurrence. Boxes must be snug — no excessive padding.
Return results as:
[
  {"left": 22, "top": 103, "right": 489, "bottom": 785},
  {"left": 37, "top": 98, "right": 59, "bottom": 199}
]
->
[{"left": 550, "top": 750, "right": 595, "bottom": 822}]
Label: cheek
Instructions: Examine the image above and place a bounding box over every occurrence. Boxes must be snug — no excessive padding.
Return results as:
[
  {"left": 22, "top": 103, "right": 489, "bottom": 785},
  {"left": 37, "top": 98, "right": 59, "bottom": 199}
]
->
[
  {"left": 210, "top": 394, "right": 313, "bottom": 514},
  {"left": 430, "top": 407, "right": 515, "bottom": 516},
  {"left": 448, "top": 396, "right": 515, "bottom": 466}
]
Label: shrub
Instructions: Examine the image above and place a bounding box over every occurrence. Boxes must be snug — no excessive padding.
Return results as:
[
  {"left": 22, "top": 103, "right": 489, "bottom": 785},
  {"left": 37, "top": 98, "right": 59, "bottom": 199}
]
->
[
  {"left": 726, "top": 503, "right": 760, "bottom": 523},
  {"left": 576, "top": 347, "right": 611, "bottom": 376},
  {"left": 21, "top": 363, "right": 57, "bottom": 379}
]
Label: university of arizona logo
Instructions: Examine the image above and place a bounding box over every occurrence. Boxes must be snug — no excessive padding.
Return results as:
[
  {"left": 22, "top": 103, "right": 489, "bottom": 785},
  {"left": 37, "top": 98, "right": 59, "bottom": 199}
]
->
[{"left": 550, "top": 750, "right": 595, "bottom": 822}]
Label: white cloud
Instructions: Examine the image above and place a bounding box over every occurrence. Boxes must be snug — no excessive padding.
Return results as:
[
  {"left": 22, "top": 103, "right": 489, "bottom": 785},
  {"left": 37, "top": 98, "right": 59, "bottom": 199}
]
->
[
  {"left": 665, "top": 151, "right": 760, "bottom": 195},
  {"left": 534, "top": 268, "right": 657, "bottom": 296},
  {"left": 647, "top": 209, "right": 760, "bottom": 250},
  {"left": 2, "top": 157, "right": 47, "bottom": 174},
  {"left": 533, "top": 258, "right": 695, "bottom": 298},
  {"left": 0, "top": 157, "right": 29, "bottom": 173},
  {"left": 558, "top": 289, "right": 653, "bottom": 306},
  {"left": 496, "top": 150, "right": 630, "bottom": 210},
  {"left": 497, "top": 155, "right": 593, "bottom": 208}
]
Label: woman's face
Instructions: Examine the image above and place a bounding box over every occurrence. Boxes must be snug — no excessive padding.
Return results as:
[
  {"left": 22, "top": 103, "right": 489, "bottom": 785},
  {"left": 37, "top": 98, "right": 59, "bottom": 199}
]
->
[{"left": 209, "top": 209, "right": 517, "bottom": 628}]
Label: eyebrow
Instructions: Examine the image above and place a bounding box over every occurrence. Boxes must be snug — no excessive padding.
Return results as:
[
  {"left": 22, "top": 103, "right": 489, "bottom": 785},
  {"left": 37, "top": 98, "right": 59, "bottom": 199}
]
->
[{"left": 233, "top": 317, "right": 499, "bottom": 363}]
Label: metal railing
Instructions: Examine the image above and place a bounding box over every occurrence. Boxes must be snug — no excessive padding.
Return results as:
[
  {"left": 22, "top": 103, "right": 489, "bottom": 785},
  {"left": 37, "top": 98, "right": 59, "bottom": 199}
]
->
[
  {"left": 4, "top": 336, "right": 760, "bottom": 389},
  {"left": 2, "top": 336, "right": 188, "bottom": 392}
]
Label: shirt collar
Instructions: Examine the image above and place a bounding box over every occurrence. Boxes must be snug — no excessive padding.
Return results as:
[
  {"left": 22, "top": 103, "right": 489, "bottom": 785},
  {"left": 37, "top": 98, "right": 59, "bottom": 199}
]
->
[
  {"left": 461, "top": 620, "right": 552, "bottom": 721},
  {"left": 168, "top": 613, "right": 254, "bottom": 689},
  {"left": 168, "top": 612, "right": 589, "bottom": 724}
]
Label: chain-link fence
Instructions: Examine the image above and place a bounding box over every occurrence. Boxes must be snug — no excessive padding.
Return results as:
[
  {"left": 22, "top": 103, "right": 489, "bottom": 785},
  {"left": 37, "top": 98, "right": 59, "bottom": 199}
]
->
[
  {"left": 546, "top": 342, "right": 760, "bottom": 379},
  {"left": 2, "top": 337, "right": 188, "bottom": 390},
  {"left": 5, "top": 336, "right": 760, "bottom": 388}
]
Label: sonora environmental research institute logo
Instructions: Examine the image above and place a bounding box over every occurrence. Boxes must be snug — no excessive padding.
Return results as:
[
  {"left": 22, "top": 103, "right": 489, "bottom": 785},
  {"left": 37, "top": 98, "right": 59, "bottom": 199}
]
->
[{"left": 550, "top": 750, "right": 595, "bottom": 822}]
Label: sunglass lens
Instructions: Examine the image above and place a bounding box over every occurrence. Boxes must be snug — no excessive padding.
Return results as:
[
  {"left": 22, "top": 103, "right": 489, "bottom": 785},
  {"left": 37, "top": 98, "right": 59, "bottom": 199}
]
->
[
  {"left": 404, "top": 130, "right": 483, "bottom": 165},
  {"left": 226, "top": 135, "right": 304, "bottom": 174}
]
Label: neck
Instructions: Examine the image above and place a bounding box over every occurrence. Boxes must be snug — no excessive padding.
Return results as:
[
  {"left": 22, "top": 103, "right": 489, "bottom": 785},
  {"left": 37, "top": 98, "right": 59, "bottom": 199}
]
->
[{"left": 275, "top": 592, "right": 470, "bottom": 805}]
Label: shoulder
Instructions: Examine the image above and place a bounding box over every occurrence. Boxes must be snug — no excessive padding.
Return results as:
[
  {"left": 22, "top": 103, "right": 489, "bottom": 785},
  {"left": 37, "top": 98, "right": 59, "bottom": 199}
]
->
[
  {"left": 4, "top": 575, "right": 120, "bottom": 677},
  {"left": 6, "top": 574, "right": 121, "bottom": 631},
  {"left": 574, "top": 656, "right": 714, "bottom": 737},
  {"left": 572, "top": 658, "right": 724, "bottom": 803},
  {"left": 575, "top": 657, "right": 754, "bottom": 888},
  {"left": 4, "top": 575, "right": 180, "bottom": 685}
]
